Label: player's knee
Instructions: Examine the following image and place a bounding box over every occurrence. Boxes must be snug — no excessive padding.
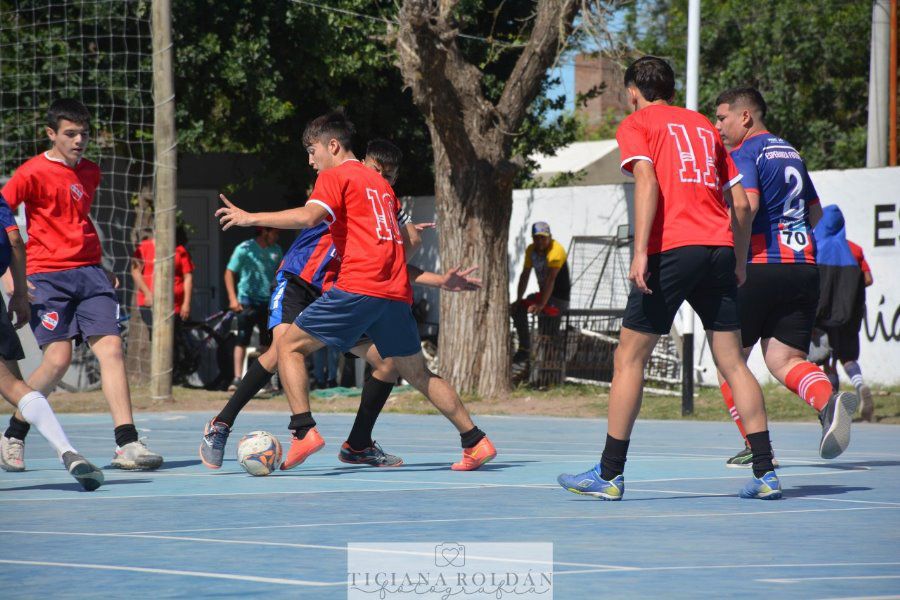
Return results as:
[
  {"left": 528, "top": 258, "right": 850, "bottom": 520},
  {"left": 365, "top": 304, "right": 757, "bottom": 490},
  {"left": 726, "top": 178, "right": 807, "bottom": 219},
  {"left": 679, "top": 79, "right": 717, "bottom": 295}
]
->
[{"left": 43, "top": 354, "right": 72, "bottom": 378}]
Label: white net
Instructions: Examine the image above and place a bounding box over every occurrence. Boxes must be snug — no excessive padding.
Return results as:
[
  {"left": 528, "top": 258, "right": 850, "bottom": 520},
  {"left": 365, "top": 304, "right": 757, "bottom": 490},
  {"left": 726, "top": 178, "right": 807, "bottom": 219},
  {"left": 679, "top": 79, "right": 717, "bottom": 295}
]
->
[{"left": 0, "top": 0, "right": 154, "bottom": 389}]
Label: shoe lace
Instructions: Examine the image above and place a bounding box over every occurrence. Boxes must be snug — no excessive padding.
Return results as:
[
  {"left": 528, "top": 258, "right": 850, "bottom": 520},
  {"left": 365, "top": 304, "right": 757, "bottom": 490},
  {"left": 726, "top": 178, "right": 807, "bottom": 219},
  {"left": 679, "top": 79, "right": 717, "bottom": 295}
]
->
[{"left": 205, "top": 426, "right": 228, "bottom": 451}]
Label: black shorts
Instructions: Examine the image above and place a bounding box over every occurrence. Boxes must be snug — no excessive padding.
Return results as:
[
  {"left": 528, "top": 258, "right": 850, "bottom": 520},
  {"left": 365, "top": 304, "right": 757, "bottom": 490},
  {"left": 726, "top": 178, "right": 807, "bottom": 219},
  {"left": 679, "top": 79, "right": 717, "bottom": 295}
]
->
[
  {"left": 825, "top": 315, "right": 863, "bottom": 362},
  {"left": 269, "top": 272, "right": 321, "bottom": 329},
  {"left": 623, "top": 246, "right": 740, "bottom": 335},
  {"left": 739, "top": 263, "right": 819, "bottom": 352},
  {"left": 0, "top": 295, "right": 26, "bottom": 361},
  {"left": 235, "top": 303, "right": 272, "bottom": 347}
]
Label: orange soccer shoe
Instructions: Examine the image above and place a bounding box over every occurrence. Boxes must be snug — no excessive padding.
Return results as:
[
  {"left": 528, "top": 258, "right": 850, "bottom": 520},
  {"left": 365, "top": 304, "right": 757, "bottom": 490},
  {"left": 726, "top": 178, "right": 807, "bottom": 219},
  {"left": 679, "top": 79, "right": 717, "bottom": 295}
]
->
[
  {"left": 280, "top": 427, "right": 325, "bottom": 470},
  {"left": 451, "top": 436, "right": 497, "bottom": 471}
]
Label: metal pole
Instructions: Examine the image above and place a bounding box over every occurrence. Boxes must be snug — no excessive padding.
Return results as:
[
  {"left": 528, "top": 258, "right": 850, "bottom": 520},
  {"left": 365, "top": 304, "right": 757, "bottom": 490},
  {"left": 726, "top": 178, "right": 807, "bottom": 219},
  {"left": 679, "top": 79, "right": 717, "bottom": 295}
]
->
[
  {"left": 891, "top": 0, "right": 897, "bottom": 166},
  {"left": 869, "top": 0, "right": 890, "bottom": 167},
  {"left": 151, "top": 0, "right": 176, "bottom": 401},
  {"left": 680, "top": 0, "right": 701, "bottom": 416}
]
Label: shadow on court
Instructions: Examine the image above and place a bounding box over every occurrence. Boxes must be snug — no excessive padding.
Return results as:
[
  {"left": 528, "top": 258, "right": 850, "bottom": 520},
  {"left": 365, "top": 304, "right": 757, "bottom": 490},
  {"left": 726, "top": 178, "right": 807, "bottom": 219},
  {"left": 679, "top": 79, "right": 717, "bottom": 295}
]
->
[
  {"left": 291, "top": 460, "right": 536, "bottom": 477},
  {"left": 155, "top": 459, "right": 203, "bottom": 470},
  {"left": 782, "top": 484, "right": 873, "bottom": 498},
  {"left": 0, "top": 478, "right": 152, "bottom": 492}
]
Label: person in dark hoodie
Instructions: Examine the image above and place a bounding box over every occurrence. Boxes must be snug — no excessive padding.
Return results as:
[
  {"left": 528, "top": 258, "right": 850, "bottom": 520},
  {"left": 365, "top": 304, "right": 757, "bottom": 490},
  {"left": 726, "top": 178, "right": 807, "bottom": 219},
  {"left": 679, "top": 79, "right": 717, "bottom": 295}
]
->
[{"left": 813, "top": 205, "right": 871, "bottom": 420}]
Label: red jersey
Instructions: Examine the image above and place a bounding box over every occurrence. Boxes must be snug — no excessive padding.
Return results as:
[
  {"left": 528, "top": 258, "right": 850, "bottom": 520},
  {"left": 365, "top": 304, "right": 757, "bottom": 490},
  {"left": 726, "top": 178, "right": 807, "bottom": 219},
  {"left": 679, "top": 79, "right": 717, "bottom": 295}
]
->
[
  {"left": 1, "top": 153, "right": 103, "bottom": 274},
  {"left": 307, "top": 160, "right": 411, "bottom": 303},
  {"left": 847, "top": 240, "right": 870, "bottom": 274},
  {"left": 133, "top": 239, "right": 195, "bottom": 308},
  {"left": 616, "top": 104, "right": 742, "bottom": 255}
]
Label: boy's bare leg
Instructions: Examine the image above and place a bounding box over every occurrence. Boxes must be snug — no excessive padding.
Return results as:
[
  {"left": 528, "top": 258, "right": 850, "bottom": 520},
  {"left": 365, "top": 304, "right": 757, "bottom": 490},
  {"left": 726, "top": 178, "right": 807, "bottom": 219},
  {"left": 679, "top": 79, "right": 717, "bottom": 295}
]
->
[
  {"left": 88, "top": 334, "right": 135, "bottom": 427},
  {"left": 607, "top": 328, "right": 660, "bottom": 440},
  {"left": 391, "top": 352, "right": 474, "bottom": 433}
]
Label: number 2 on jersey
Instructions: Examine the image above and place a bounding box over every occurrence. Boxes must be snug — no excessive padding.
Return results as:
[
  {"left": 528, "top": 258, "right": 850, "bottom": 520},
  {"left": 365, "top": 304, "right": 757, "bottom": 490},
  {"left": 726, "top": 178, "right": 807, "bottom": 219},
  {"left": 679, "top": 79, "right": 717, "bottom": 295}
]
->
[
  {"left": 778, "top": 166, "right": 809, "bottom": 252},
  {"left": 367, "top": 188, "right": 402, "bottom": 243}
]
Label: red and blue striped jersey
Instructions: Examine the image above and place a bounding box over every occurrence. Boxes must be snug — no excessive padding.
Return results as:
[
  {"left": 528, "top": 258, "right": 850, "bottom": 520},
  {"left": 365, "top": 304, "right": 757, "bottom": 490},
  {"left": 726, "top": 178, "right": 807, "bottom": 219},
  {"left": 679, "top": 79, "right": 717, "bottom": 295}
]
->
[
  {"left": 729, "top": 131, "right": 819, "bottom": 265},
  {"left": 277, "top": 203, "right": 411, "bottom": 292}
]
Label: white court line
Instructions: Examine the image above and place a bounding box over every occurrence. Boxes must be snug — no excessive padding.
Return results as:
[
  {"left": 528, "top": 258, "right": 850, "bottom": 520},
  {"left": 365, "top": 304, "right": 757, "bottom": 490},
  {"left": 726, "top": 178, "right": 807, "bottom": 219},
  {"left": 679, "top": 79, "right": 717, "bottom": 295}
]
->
[
  {"left": 0, "top": 531, "right": 628, "bottom": 571},
  {"left": 554, "top": 562, "right": 900, "bottom": 577},
  {"left": 759, "top": 575, "right": 900, "bottom": 584},
  {"left": 4, "top": 505, "right": 897, "bottom": 539},
  {"left": 0, "top": 559, "right": 342, "bottom": 586}
]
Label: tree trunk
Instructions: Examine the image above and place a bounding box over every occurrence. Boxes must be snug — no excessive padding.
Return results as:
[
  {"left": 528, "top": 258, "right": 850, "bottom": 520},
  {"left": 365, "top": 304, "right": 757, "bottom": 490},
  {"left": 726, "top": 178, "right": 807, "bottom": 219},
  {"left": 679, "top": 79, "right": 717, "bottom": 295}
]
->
[{"left": 431, "top": 135, "right": 514, "bottom": 398}]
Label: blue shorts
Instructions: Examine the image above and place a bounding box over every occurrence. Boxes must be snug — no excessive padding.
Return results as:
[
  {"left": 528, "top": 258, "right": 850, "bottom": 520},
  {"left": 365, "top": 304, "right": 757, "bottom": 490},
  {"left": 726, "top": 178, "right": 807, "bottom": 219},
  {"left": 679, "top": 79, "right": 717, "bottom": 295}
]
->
[
  {"left": 295, "top": 287, "right": 420, "bottom": 358},
  {"left": 28, "top": 265, "right": 121, "bottom": 347}
]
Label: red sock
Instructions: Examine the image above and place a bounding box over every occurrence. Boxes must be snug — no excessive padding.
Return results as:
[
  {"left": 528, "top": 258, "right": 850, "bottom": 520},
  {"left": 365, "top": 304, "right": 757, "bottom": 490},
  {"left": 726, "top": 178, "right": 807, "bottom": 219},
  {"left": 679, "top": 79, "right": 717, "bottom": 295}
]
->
[
  {"left": 785, "top": 362, "right": 832, "bottom": 412},
  {"left": 720, "top": 381, "right": 748, "bottom": 443}
]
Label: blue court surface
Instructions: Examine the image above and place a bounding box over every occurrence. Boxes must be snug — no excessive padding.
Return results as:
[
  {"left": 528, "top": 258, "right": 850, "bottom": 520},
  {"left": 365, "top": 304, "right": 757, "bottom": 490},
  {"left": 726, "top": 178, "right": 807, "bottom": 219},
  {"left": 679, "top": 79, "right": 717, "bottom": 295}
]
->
[{"left": 1, "top": 411, "right": 898, "bottom": 598}]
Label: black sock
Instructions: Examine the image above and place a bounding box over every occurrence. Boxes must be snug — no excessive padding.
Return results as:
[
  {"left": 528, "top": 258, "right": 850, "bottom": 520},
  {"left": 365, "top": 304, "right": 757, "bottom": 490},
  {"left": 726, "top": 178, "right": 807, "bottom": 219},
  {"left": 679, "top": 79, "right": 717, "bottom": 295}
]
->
[
  {"left": 747, "top": 430, "right": 775, "bottom": 478},
  {"left": 215, "top": 360, "right": 274, "bottom": 427},
  {"left": 115, "top": 424, "right": 139, "bottom": 447},
  {"left": 600, "top": 434, "right": 630, "bottom": 481},
  {"left": 460, "top": 426, "right": 486, "bottom": 449},
  {"left": 289, "top": 412, "right": 316, "bottom": 440},
  {"left": 5, "top": 415, "right": 30, "bottom": 441},
  {"left": 346, "top": 376, "right": 394, "bottom": 450}
]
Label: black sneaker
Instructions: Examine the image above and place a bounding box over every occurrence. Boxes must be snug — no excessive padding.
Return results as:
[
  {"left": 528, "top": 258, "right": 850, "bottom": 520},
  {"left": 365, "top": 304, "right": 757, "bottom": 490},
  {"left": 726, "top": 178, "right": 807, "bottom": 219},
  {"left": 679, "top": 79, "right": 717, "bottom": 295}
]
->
[
  {"left": 819, "top": 391, "right": 859, "bottom": 459},
  {"left": 726, "top": 444, "right": 779, "bottom": 469},
  {"left": 62, "top": 451, "right": 104, "bottom": 491}
]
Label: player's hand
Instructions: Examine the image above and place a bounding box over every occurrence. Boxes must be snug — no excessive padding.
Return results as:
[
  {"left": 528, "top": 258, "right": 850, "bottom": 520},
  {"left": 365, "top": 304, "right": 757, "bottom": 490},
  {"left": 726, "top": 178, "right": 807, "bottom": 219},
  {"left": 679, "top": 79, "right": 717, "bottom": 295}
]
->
[
  {"left": 104, "top": 269, "right": 120, "bottom": 289},
  {"left": 229, "top": 299, "right": 243, "bottom": 313},
  {"left": 143, "top": 295, "right": 153, "bottom": 307},
  {"left": 629, "top": 252, "right": 652, "bottom": 295},
  {"left": 414, "top": 222, "right": 436, "bottom": 232},
  {"left": 441, "top": 265, "right": 482, "bottom": 292},
  {"left": 527, "top": 301, "right": 545, "bottom": 314},
  {"left": 215, "top": 194, "right": 254, "bottom": 230},
  {"left": 179, "top": 302, "right": 191, "bottom": 320},
  {"left": 8, "top": 293, "right": 30, "bottom": 329},
  {"left": 735, "top": 262, "right": 747, "bottom": 287}
]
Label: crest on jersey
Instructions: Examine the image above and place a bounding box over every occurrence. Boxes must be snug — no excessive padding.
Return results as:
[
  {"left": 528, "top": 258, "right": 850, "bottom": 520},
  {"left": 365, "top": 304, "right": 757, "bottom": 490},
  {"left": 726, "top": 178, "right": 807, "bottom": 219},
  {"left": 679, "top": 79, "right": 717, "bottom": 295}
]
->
[
  {"left": 41, "top": 311, "right": 59, "bottom": 330},
  {"left": 70, "top": 183, "right": 85, "bottom": 202}
]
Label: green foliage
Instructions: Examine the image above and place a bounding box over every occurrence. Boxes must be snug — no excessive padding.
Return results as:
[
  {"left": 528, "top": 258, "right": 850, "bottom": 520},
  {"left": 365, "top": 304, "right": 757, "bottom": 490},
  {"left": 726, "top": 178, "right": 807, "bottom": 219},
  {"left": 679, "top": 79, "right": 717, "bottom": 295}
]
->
[{"left": 621, "top": 0, "right": 870, "bottom": 170}]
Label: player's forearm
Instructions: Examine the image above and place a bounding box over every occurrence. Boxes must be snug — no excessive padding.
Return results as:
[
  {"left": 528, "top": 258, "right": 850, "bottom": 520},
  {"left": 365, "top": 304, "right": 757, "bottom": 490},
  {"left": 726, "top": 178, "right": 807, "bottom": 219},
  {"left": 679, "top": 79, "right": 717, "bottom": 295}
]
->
[
  {"left": 131, "top": 266, "right": 151, "bottom": 298},
  {"left": 516, "top": 272, "right": 529, "bottom": 301},
  {"left": 183, "top": 273, "right": 193, "bottom": 306},
  {"left": 808, "top": 201, "right": 823, "bottom": 229},
  {"left": 632, "top": 174, "right": 658, "bottom": 256},
  {"left": 728, "top": 184, "right": 754, "bottom": 265},
  {"left": 403, "top": 223, "right": 421, "bottom": 257},
  {"left": 249, "top": 207, "right": 325, "bottom": 229},
  {"left": 224, "top": 270, "right": 238, "bottom": 302},
  {"left": 538, "top": 272, "right": 559, "bottom": 306},
  {"left": 9, "top": 237, "right": 28, "bottom": 298}
]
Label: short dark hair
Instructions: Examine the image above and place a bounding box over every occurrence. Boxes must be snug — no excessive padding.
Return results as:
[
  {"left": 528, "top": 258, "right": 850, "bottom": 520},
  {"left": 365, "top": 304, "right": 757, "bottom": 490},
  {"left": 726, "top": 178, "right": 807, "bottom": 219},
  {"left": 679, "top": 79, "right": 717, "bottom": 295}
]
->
[
  {"left": 302, "top": 110, "right": 355, "bottom": 152},
  {"left": 714, "top": 87, "right": 768, "bottom": 119},
  {"left": 47, "top": 98, "right": 91, "bottom": 131},
  {"left": 623, "top": 56, "right": 675, "bottom": 103},
  {"left": 365, "top": 139, "right": 402, "bottom": 172}
]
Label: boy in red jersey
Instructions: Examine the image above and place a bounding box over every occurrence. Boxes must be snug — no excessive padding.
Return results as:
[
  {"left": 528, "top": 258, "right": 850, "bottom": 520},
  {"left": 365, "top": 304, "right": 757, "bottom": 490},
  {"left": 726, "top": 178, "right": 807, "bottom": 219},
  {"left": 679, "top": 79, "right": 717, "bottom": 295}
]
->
[
  {"left": 557, "top": 57, "right": 780, "bottom": 500},
  {"left": 0, "top": 99, "right": 163, "bottom": 470},
  {"left": 216, "top": 112, "right": 496, "bottom": 471},
  {"left": 713, "top": 87, "right": 858, "bottom": 465}
]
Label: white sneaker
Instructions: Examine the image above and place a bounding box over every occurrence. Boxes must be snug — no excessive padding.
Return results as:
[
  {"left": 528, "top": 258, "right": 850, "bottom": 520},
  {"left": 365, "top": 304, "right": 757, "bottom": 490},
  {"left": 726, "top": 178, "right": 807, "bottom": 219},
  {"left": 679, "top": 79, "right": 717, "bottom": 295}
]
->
[
  {"left": 111, "top": 440, "right": 163, "bottom": 470},
  {"left": 0, "top": 435, "right": 25, "bottom": 472}
]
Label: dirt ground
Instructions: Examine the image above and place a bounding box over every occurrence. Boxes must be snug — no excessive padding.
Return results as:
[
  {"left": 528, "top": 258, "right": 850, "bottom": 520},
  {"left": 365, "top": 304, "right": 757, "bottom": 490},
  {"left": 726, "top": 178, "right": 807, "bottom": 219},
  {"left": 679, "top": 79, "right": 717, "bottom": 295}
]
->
[{"left": 2, "top": 382, "right": 898, "bottom": 424}]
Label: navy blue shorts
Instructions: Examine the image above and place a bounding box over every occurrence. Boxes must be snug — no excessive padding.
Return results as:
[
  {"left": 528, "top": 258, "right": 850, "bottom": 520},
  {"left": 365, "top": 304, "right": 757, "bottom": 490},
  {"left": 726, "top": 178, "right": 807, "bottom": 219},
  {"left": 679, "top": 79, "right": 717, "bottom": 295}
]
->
[
  {"left": 295, "top": 287, "right": 420, "bottom": 358},
  {"left": 28, "top": 265, "right": 120, "bottom": 347}
]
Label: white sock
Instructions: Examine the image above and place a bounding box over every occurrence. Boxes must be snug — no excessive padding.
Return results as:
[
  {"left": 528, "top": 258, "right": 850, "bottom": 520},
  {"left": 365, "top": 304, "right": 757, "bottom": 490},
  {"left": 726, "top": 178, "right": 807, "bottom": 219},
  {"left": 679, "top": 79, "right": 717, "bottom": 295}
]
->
[{"left": 18, "top": 391, "right": 76, "bottom": 459}]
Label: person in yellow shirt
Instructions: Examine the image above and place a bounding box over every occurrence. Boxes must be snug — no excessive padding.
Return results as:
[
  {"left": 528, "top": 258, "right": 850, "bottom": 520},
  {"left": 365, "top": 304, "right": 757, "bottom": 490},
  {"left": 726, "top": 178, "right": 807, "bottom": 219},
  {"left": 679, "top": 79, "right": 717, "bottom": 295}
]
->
[{"left": 511, "top": 222, "right": 571, "bottom": 374}]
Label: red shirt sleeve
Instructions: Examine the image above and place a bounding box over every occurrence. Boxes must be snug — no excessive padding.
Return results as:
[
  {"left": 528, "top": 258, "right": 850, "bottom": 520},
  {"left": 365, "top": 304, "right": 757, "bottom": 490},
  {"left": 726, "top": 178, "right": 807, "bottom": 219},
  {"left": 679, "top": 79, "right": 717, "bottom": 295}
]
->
[
  {"left": 307, "top": 170, "right": 344, "bottom": 224},
  {"left": 1, "top": 168, "right": 32, "bottom": 211},
  {"left": 178, "top": 246, "right": 195, "bottom": 274},
  {"left": 616, "top": 115, "right": 652, "bottom": 176},
  {"left": 847, "top": 241, "right": 871, "bottom": 273}
]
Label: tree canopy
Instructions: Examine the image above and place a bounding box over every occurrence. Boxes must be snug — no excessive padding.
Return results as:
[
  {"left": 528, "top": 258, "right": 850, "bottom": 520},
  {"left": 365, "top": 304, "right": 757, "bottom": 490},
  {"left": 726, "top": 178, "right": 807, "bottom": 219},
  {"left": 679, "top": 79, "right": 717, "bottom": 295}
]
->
[{"left": 620, "top": 0, "right": 871, "bottom": 170}]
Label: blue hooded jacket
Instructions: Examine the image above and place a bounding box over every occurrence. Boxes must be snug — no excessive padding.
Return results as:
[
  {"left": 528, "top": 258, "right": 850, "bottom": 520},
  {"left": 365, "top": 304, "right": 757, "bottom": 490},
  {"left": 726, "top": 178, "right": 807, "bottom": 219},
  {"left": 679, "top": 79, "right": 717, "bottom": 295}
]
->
[{"left": 813, "top": 205, "right": 863, "bottom": 327}]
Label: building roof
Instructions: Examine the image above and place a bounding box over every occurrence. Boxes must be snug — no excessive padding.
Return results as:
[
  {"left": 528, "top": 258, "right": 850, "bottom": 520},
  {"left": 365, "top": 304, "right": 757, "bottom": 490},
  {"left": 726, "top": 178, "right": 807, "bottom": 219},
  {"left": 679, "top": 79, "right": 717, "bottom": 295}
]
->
[{"left": 531, "top": 139, "right": 628, "bottom": 186}]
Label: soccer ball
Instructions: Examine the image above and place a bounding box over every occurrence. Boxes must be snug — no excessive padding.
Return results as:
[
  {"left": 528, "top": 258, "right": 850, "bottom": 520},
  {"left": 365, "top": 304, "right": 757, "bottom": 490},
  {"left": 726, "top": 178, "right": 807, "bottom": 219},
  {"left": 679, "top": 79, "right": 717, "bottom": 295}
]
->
[{"left": 236, "top": 431, "right": 282, "bottom": 476}]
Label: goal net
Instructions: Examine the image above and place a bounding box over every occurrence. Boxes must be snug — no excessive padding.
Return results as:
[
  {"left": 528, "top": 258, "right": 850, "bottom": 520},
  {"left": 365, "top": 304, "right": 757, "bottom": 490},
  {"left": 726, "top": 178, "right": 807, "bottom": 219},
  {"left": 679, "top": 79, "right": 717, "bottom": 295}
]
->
[{"left": 0, "top": 0, "right": 154, "bottom": 390}]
